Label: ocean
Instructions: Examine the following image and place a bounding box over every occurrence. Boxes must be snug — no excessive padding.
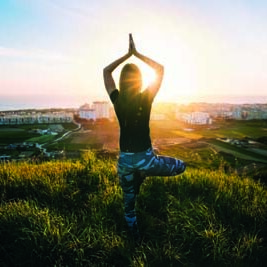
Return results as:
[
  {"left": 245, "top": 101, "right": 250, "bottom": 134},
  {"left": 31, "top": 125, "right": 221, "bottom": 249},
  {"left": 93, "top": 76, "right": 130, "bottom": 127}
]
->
[
  {"left": 0, "top": 95, "right": 92, "bottom": 111},
  {"left": 178, "top": 95, "right": 267, "bottom": 105},
  {"left": 0, "top": 94, "right": 267, "bottom": 111}
]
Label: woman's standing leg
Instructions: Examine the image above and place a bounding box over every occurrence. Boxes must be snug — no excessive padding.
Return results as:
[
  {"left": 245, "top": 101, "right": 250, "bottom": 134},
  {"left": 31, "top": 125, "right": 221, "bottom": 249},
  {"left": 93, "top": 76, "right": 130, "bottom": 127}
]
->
[
  {"left": 119, "top": 172, "right": 136, "bottom": 229},
  {"left": 119, "top": 171, "right": 141, "bottom": 240},
  {"left": 118, "top": 153, "right": 141, "bottom": 240}
]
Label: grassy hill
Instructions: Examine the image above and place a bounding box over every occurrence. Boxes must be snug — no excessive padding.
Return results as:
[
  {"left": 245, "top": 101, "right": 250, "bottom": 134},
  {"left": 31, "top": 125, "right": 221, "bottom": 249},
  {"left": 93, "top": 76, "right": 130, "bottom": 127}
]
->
[{"left": 0, "top": 151, "right": 266, "bottom": 266}]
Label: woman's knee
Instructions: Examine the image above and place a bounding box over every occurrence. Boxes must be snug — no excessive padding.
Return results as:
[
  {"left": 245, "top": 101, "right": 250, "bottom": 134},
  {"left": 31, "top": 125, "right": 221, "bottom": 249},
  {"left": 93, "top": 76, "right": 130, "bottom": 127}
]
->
[{"left": 174, "top": 160, "right": 186, "bottom": 175}]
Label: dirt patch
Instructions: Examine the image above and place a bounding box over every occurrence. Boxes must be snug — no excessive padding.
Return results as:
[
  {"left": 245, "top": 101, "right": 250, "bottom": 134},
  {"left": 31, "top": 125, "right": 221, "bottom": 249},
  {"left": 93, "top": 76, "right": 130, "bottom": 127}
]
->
[
  {"left": 68, "top": 127, "right": 119, "bottom": 150},
  {"left": 183, "top": 141, "right": 208, "bottom": 149},
  {"left": 153, "top": 137, "right": 190, "bottom": 146}
]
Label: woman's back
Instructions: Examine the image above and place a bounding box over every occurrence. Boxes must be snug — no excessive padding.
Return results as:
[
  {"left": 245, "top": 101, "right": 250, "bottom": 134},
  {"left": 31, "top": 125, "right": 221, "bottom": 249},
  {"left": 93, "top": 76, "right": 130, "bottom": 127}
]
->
[{"left": 112, "top": 91, "right": 152, "bottom": 152}]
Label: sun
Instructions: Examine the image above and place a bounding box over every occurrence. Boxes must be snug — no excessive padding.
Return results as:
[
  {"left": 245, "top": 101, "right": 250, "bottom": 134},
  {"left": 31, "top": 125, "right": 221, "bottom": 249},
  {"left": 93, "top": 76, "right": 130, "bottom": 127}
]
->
[
  {"left": 117, "top": 49, "right": 199, "bottom": 101},
  {"left": 138, "top": 59, "right": 199, "bottom": 101},
  {"left": 124, "top": 57, "right": 156, "bottom": 90},
  {"left": 140, "top": 64, "right": 156, "bottom": 89}
]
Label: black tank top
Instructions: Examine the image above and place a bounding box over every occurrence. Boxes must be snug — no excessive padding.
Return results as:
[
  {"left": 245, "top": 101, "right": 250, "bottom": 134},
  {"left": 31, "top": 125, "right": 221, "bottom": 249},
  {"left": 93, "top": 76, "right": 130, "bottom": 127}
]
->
[{"left": 110, "top": 89, "right": 153, "bottom": 152}]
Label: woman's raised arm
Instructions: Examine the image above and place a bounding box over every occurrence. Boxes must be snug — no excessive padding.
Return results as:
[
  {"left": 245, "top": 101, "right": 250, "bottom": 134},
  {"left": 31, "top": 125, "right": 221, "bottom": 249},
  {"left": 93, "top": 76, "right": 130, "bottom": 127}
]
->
[
  {"left": 130, "top": 34, "right": 164, "bottom": 97},
  {"left": 103, "top": 36, "right": 134, "bottom": 96},
  {"left": 103, "top": 53, "right": 131, "bottom": 96}
]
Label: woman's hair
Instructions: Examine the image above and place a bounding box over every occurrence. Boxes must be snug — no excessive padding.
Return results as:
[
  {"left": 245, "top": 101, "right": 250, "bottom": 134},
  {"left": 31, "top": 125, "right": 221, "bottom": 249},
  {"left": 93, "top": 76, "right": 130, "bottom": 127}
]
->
[{"left": 119, "top": 63, "right": 142, "bottom": 96}]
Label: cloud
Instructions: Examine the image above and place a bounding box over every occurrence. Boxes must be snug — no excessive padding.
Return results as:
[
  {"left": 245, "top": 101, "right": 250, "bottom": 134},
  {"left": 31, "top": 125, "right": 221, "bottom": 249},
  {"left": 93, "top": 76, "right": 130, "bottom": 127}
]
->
[
  {"left": 40, "top": 0, "right": 93, "bottom": 22},
  {"left": 0, "top": 46, "right": 74, "bottom": 64}
]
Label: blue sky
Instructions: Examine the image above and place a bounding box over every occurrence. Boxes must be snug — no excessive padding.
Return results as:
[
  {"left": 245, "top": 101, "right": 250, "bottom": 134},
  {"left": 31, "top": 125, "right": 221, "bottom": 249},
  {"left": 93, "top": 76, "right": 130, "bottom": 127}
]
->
[{"left": 0, "top": 0, "right": 266, "bottom": 105}]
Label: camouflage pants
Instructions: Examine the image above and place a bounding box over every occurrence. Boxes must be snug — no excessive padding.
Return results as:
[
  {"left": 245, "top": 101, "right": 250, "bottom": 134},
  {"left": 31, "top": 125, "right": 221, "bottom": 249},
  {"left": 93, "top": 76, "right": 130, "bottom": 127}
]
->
[{"left": 118, "top": 147, "right": 186, "bottom": 229}]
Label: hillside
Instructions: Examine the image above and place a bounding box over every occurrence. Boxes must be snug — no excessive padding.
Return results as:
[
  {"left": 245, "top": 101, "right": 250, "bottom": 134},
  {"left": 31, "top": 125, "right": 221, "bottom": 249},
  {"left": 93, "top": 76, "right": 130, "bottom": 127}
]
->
[{"left": 0, "top": 151, "right": 266, "bottom": 266}]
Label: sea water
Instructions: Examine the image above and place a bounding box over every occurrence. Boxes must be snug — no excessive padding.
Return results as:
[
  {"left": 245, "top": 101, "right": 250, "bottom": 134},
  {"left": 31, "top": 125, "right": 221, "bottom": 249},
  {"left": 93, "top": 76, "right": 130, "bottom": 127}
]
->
[
  {"left": 0, "top": 95, "right": 91, "bottom": 111},
  {"left": 0, "top": 94, "right": 267, "bottom": 111}
]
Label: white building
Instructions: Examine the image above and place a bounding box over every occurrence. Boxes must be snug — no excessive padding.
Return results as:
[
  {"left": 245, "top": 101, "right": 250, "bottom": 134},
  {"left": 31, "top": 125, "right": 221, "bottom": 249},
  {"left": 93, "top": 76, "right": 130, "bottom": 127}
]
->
[
  {"left": 92, "top": 101, "right": 110, "bottom": 119},
  {"left": 79, "top": 103, "right": 96, "bottom": 120},
  {"left": 177, "top": 112, "right": 212, "bottom": 125},
  {"left": 232, "top": 107, "right": 242, "bottom": 119},
  {"left": 0, "top": 112, "right": 73, "bottom": 125},
  {"left": 151, "top": 113, "right": 166, "bottom": 121}
]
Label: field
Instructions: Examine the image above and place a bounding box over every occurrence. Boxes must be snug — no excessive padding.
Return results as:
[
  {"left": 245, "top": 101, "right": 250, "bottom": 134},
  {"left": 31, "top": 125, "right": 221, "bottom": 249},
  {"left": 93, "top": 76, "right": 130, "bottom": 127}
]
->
[
  {"left": 0, "top": 127, "right": 39, "bottom": 144},
  {"left": 0, "top": 119, "right": 267, "bottom": 266},
  {"left": 44, "top": 119, "right": 267, "bottom": 180},
  {"left": 0, "top": 151, "right": 266, "bottom": 266},
  {"left": 1, "top": 119, "right": 266, "bottom": 179},
  {"left": 0, "top": 123, "right": 78, "bottom": 145}
]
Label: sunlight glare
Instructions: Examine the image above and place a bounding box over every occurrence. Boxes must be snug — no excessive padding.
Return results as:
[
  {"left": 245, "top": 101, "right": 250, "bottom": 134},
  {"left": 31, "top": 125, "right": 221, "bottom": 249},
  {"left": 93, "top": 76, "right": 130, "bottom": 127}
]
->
[
  {"left": 124, "top": 57, "right": 157, "bottom": 90},
  {"left": 140, "top": 64, "right": 156, "bottom": 89}
]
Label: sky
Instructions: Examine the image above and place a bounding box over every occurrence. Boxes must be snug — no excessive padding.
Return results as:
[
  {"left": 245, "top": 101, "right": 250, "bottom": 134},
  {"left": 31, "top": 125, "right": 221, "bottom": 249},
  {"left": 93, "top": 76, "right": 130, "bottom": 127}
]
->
[{"left": 0, "top": 0, "right": 267, "bottom": 107}]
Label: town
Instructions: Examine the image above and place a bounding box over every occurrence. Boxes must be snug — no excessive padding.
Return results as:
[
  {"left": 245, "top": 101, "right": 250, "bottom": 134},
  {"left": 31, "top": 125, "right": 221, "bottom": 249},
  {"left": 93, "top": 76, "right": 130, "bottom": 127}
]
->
[
  {"left": 0, "top": 101, "right": 267, "bottom": 163},
  {"left": 1, "top": 101, "right": 267, "bottom": 126}
]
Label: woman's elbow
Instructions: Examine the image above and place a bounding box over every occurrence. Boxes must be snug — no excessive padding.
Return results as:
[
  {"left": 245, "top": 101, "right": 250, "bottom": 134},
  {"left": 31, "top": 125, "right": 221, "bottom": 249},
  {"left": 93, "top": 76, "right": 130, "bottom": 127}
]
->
[
  {"left": 158, "top": 65, "right": 164, "bottom": 78},
  {"left": 161, "top": 64, "right": 164, "bottom": 72},
  {"left": 103, "top": 67, "right": 108, "bottom": 76},
  {"left": 103, "top": 67, "right": 111, "bottom": 80}
]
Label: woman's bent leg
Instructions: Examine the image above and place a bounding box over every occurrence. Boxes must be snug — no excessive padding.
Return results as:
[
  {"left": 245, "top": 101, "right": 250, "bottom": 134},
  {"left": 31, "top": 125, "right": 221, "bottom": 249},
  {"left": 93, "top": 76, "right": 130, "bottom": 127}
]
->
[{"left": 141, "top": 149, "right": 186, "bottom": 176}]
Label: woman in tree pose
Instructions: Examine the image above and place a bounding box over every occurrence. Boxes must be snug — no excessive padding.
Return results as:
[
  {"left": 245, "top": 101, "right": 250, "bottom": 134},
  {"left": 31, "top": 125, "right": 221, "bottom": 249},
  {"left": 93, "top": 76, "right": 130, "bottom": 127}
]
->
[{"left": 103, "top": 34, "right": 186, "bottom": 240}]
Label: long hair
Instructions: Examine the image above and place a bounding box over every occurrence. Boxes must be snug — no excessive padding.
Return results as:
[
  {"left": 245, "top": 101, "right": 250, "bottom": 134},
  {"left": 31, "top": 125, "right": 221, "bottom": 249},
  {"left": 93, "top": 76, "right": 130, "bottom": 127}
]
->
[{"left": 119, "top": 63, "right": 142, "bottom": 97}]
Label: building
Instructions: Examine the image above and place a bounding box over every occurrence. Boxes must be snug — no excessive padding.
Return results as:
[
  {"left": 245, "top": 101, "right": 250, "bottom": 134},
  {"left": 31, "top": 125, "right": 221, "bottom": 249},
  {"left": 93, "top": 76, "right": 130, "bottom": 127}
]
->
[
  {"left": 79, "top": 103, "right": 96, "bottom": 120},
  {"left": 151, "top": 113, "right": 166, "bottom": 121},
  {"left": 78, "top": 101, "right": 110, "bottom": 120},
  {"left": 232, "top": 107, "right": 242, "bottom": 119},
  {"left": 177, "top": 112, "right": 212, "bottom": 125},
  {"left": 92, "top": 101, "right": 110, "bottom": 119},
  {"left": 0, "top": 111, "right": 73, "bottom": 125}
]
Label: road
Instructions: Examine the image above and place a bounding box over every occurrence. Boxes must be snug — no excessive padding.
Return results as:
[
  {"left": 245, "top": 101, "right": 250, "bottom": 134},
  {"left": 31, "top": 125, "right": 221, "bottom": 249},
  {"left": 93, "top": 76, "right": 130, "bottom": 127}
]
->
[
  {"left": 208, "top": 141, "right": 267, "bottom": 164},
  {"left": 42, "top": 123, "right": 81, "bottom": 148}
]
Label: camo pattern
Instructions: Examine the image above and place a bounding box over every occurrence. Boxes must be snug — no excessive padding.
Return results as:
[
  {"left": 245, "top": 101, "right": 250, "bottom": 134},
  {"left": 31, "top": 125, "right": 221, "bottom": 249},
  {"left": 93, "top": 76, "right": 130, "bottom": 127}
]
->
[{"left": 118, "top": 147, "right": 186, "bottom": 229}]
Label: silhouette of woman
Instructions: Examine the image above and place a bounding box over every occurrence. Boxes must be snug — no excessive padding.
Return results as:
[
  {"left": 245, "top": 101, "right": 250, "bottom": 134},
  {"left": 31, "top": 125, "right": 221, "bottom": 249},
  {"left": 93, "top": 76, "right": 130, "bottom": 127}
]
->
[{"left": 103, "top": 34, "right": 186, "bottom": 240}]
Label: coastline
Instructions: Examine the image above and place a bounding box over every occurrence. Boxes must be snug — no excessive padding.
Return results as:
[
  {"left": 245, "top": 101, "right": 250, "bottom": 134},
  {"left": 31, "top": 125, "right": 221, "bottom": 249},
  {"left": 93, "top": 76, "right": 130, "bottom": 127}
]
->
[{"left": 1, "top": 94, "right": 267, "bottom": 111}]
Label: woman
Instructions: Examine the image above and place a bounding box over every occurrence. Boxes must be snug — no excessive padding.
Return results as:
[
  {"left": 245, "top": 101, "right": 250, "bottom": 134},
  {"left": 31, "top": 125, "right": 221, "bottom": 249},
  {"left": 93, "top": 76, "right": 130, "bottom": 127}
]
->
[{"left": 103, "top": 34, "right": 186, "bottom": 240}]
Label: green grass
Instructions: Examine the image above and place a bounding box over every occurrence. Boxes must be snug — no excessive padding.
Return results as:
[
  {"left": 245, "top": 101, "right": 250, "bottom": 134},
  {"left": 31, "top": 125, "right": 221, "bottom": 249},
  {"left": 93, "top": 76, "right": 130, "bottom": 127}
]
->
[
  {"left": 0, "top": 123, "right": 77, "bottom": 145},
  {"left": 0, "top": 123, "right": 77, "bottom": 131},
  {"left": 151, "top": 120, "right": 267, "bottom": 140},
  {"left": 26, "top": 134, "right": 57, "bottom": 144},
  {"left": 209, "top": 139, "right": 267, "bottom": 163},
  {"left": 0, "top": 151, "right": 266, "bottom": 266},
  {"left": 196, "top": 120, "right": 267, "bottom": 139},
  {"left": 0, "top": 129, "right": 39, "bottom": 144},
  {"left": 47, "top": 142, "right": 103, "bottom": 152}
]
